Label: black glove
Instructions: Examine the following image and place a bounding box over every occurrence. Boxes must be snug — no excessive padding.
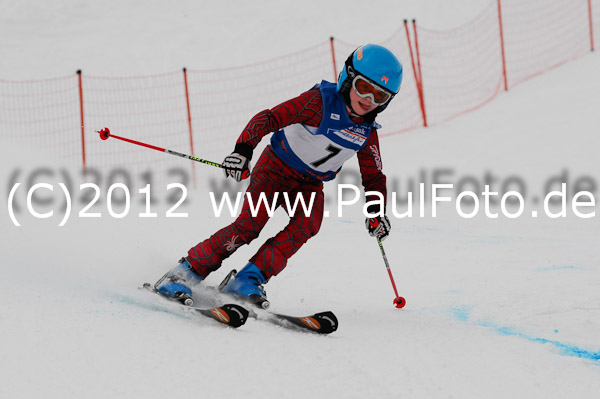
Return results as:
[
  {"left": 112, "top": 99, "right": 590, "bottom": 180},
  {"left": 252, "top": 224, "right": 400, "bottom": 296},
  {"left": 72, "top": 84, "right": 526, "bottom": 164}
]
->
[
  {"left": 222, "top": 153, "right": 250, "bottom": 181},
  {"left": 223, "top": 143, "right": 253, "bottom": 182},
  {"left": 365, "top": 215, "right": 391, "bottom": 241}
]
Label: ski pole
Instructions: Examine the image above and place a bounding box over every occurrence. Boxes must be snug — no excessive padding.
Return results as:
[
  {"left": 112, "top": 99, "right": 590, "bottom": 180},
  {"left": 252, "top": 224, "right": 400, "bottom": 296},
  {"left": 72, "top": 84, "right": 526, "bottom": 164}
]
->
[
  {"left": 376, "top": 237, "right": 406, "bottom": 308},
  {"left": 95, "top": 127, "right": 250, "bottom": 179}
]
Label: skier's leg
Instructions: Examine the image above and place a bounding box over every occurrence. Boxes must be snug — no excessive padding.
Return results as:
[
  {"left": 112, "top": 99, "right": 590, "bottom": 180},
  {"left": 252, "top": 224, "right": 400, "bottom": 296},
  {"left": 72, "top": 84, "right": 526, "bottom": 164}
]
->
[
  {"left": 157, "top": 196, "right": 273, "bottom": 298},
  {"left": 186, "top": 148, "right": 286, "bottom": 278},
  {"left": 220, "top": 186, "right": 323, "bottom": 306},
  {"left": 185, "top": 204, "right": 268, "bottom": 278},
  {"left": 250, "top": 183, "right": 325, "bottom": 278}
]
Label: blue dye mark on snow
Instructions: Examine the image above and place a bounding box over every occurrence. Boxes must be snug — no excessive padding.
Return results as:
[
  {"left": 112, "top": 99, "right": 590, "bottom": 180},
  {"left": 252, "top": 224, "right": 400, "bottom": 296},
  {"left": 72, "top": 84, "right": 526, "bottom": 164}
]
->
[
  {"left": 481, "top": 321, "right": 600, "bottom": 362},
  {"left": 448, "top": 306, "right": 600, "bottom": 362},
  {"left": 450, "top": 305, "right": 472, "bottom": 322},
  {"left": 536, "top": 265, "right": 578, "bottom": 272}
]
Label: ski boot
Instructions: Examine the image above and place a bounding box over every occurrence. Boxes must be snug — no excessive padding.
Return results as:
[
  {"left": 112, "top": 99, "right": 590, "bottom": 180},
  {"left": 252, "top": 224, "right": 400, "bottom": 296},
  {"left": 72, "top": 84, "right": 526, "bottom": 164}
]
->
[
  {"left": 219, "top": 262, "right": 270, "bottom": 309},
  {"left": 154, "top": 258, "right": 202, "bottom": 306}
]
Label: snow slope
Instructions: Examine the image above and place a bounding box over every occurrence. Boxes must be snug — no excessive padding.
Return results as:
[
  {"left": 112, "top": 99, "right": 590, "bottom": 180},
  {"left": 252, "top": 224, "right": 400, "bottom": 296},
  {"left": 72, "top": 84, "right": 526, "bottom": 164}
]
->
[{"left": 1, "top": 1, "right": 599, "bottom": 399}]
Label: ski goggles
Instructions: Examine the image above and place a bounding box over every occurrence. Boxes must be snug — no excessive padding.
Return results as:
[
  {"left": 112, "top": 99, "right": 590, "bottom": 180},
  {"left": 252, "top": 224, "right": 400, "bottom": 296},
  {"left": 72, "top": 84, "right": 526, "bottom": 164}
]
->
[{"left": 351, "top": 75, "right": 393, "bottom": 106}]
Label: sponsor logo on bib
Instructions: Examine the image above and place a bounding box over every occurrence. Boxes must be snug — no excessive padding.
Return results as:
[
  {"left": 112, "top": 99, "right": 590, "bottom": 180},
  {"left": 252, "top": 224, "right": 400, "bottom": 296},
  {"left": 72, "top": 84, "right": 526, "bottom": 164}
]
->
[{"left": 330, "top": 126, "right": 368, "bottom": 146}]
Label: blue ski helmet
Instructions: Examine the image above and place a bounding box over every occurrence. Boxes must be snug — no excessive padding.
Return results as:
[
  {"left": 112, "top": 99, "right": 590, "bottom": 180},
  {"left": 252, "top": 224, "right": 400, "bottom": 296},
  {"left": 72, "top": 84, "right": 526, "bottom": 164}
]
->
[{"left": 337, "top": 44, "right": 403, "bottom": 117}]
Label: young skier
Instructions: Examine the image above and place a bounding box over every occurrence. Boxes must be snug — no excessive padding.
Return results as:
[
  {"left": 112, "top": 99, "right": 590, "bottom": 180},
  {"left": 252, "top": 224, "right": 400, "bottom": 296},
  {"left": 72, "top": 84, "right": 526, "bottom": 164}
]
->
[{"left": 154, "top": 44, "right": 403, "bottom": 308}]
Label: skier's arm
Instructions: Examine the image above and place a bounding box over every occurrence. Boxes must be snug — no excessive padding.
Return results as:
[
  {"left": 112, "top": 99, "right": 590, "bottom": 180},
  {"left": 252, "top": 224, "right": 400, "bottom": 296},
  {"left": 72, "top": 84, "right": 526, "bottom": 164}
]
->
[
  {"left": 233, "top": 88, "right": 323, "bottom": 159},
  {"left": 357, "top": 129, "right": 388, "bottom": 214},
  {"left": 223, "top": 88, "right": 323, "bottom": 181},
  {"left": 358, "top": 129, "right": 391, "bottom": 240}
]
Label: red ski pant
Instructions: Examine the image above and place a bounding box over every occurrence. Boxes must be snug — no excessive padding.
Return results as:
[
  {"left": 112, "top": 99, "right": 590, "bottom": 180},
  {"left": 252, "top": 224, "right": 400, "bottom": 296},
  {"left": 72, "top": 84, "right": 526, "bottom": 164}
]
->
[{"left": 187, "top": 146, "right": 324, "bottom": 279}]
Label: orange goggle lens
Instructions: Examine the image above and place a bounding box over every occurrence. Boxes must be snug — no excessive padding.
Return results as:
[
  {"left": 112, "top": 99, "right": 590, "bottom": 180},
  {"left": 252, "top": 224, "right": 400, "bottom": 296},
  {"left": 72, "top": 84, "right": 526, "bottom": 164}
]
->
[{"left": 352, "top": 76, "right": 392, "bottom": 105}]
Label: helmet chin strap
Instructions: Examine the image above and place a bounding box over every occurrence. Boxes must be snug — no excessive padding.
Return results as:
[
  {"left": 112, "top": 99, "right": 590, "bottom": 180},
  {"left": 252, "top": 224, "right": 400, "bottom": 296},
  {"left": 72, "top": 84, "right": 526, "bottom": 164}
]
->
[
  {"left": 346, "top": 104, "right": 362, "bottom": 118},
  {"left": 347, "top": 103, "right": 379, "bottom": 123}
]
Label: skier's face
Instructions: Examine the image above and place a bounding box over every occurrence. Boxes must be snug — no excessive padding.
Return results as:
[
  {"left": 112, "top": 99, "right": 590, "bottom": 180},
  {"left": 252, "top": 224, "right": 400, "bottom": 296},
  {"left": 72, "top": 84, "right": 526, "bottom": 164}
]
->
[{"left": 348, "top": 85, "right": 378, "bottom": 115}]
